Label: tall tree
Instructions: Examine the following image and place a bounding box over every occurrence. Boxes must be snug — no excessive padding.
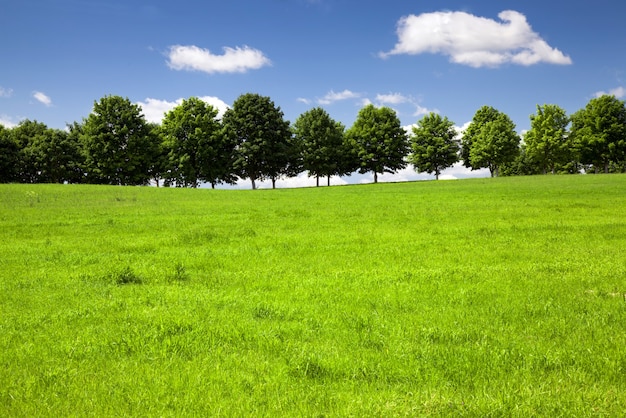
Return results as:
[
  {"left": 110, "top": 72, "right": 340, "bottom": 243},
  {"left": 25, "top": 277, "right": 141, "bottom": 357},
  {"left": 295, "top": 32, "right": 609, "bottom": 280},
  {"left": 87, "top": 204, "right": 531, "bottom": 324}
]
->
[
  {"left": 222, "top": 93, "right": 293, "bottom": 189},
  {"left": 294, "top": 107, "right": 349, "bottom": 186},
  {"left": 161, "top": 97, "right": 236, "bottom": 188},
  {"left": 408, "top": 112, "right": 459, "bottom": 180},
  {"left": 0, "top": 124, "right": 20, "bottom": 183},
  {"left": 524, "top": 104, "right": 572, "bottom": 174},
  {"left": 346, "top": 104, "right": 409, "bottom": 183},
  {"left": 11, "top": 120, "right": 48, "bottom": 183},
  {"left": 81, "top": 95, "right": 158, "bottom": 185},
  {"left": 463, "top": 106, "right": 520, "bottom": 177},
  {"left": 570, "top": 95, "right": 626, "bottom": 173}
]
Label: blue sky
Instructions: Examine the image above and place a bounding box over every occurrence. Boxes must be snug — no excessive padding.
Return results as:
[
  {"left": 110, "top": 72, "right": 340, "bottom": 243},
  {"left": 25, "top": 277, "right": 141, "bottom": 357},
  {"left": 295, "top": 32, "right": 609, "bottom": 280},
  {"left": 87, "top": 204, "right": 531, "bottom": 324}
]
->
[{"left": 1, "top": 0, "right": 625, "bottom": 186}]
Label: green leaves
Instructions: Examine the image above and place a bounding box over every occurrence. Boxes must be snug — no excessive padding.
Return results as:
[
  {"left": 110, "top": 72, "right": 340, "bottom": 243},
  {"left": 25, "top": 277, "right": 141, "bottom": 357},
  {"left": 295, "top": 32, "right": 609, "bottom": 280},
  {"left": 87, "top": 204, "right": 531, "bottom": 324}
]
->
[
  {"left": 82, "top": 96, "right": 157, "bottom": 185},
  {"left": 346, "top": 104, "right": 409, "bottom": 183},
  {"left": 409, "top": 112, "right": 459, "bottom": 179}
]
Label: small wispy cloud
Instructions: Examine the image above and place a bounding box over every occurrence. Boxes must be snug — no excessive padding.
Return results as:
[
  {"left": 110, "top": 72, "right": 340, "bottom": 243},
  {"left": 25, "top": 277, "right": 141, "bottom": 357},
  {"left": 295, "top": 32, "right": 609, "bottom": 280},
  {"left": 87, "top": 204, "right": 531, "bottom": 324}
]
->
[
  {"left": 166, "top": 45, "right": 271, "bottom": 74},
  {"left": 317, "top": 89, "right": 361, "bottom": 105},
  {"left": 375, "top": 93, "right": 411, "bottom": 105},
  {"left": 296, "top": 97, "right": 311, "bottom": 105},
  {"left": 0, "top": 86, "right": 13, "bottom": 98},
  {"left": 33, "top": 91, "right": 52, "bottom": 106},
  {"left": 381, "top": 10, "right": 572, "bottom": 68},
  {"left": 594, "top": 86, "right": 626, "bottom": 99}
]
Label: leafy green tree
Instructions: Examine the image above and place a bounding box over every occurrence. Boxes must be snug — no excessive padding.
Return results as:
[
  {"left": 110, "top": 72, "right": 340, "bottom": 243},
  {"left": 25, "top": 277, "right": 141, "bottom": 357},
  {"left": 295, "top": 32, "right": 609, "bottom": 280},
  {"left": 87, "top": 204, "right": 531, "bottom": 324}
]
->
[
  {"left": 293, "top": 107, "right": 350, "bottom": 186},
  {"left": 222, "top": 93, "right": 293, "bottom": 189},
  {"left": 11, "top": 120, "right": 49, "bottom": 183},
  {"left": 161, "top": 97, "right": 236, "bottom": 188},
  {"left": 0, "top": 125, "right": 20, "bottom": 183},
  {"left": 81, "top": 95, "right": 158, "bottom": 185},
  {"left": 461, "top": 106, "right": 500, "bottom": 170},
  {"left": 346, "top": 104, "right": 409, "bottom": 183},
  {"left": 26, "top": 127, "right": 85, "bottom": 183},
  {"left": 463, "top": 106, "right": 520, "bottom": 177},
  {"left": 570, "top": 95, "right": 626, "bottom": 173},
  {"left": 408, "top": 112, "right": 459, "bottom": 180},
  {"left": 524, "top": 104, "right": 572, "bottom": 174}
]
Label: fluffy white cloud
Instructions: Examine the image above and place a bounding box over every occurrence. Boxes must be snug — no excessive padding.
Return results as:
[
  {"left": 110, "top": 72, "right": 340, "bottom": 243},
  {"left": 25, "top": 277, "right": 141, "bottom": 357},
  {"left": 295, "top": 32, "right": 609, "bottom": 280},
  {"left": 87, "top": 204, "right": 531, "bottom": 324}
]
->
[
  {"left": 0, "top": 114, "right": 18, "bottom": 128},
  {"left": 33, "top": 91, "right": 52, "bottom": 106},
  {"left": 296, "top": 97, "right": 311, "bottom": 105},
  {"left": 137, "top": 96, "right": 230, "bottom": 124},
  {"left": 167, "top": 45, "right": 271, "bottom": 74},
  {"left": 594, "top": 86, "right": 626, "bottom": 98},
  {"left": 381, "top": 10, "right": 572, "bottom": 68},
  {"left": 318, "top": 89, "right": 361, "bottom": 105},
  {"left": 0, "top": 87, "right": 13, "bottom": 98}
]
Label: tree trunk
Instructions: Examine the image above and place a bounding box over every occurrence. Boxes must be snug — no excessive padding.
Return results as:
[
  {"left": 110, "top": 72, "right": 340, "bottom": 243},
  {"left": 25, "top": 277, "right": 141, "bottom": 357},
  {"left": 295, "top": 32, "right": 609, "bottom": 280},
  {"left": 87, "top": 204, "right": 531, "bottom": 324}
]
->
[
  {"left": 435, "top": 170, "right": 440, "bottom": 180},
  {"left": 316, "top": 175, "right": 319, "bottom": 187},
  {"left": 374, "top": 172, "right": 378, "bottom": 183},
  {"left": 327, "top": 176, "right": 331, "bottom": 186},
  {"left": 272, "top": 177, "right": 276, "bottom": 189},
  {"left": 251, "top": 177, "right": 256, "bottom": 190}
]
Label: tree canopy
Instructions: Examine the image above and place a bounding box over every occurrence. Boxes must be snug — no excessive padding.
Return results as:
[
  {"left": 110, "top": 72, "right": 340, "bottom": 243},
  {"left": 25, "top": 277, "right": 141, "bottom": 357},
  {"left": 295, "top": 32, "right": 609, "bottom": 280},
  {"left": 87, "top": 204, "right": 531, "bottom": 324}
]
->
[
  {"left": 81, "top": 95, "right": 158, "bottom": 185},
  {"left": 222, "top": 93, "right": 294, "bottom": 189},
  {"left": 570, "top": 95, "right": 626, "bottom": 173},
  {"left": 346, "top": 104, "right": 409, "bottom": 183},
  {"left": 293, "top": 107, "right": 349, "bottom": 186},
  {"left": 409, "top": 113, "right": 459, "bottom": 180},
  {"left": 463, "top": 106, "right": 520, "bottom": 177},
  {"left": 524, "top": 104, "right": 572, "bottom": 174}
]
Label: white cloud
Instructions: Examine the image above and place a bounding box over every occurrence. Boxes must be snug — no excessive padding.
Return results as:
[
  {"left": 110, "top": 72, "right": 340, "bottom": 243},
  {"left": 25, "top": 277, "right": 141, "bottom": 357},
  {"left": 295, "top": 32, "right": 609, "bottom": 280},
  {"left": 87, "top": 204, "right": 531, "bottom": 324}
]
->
[
  {"left": 33, "top": 91, "right": 52, "bottom": 106},
  {"left": 297, "top": 97, "right": 311, "bottom": 105},
  {"left": 376, "top": 93, "right": 411, "bottom": 105},
  {"left": 594, "top": 86, "right": 626, "bottom": 98},
  {"left": 381, "top": 10, "right": 572, "bottom": 68},
  {"left": 0, "top": 114, "right": 18, "bottom": 128},
  {"left": 318, "top": 89, "right": 361, "bottom": 105},
  {"left": 166, "top": 45, "right": 271, "bottom": 74},
  {"left": 414, "top": 104, "right": 439, "bottom": 117},
  {"left": 0, "top": 87, "right": 13, "bottom": 98},
  {"left": 137, "top": 96, "right": 230, "bottom": 124}
]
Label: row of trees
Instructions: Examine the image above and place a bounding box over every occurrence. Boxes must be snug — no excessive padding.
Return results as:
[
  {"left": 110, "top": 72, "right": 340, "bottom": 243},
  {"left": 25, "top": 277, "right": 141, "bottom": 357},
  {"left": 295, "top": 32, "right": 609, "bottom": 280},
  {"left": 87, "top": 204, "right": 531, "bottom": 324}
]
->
[{"left": 1, "top": 93, "right": 625, "bottom": 188}]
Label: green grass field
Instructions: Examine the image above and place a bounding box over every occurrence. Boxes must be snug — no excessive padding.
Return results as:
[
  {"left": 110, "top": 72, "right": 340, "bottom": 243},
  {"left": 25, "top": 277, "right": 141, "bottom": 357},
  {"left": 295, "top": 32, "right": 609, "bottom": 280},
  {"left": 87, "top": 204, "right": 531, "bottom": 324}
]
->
[{"left": 1, "top": 175, "right": 625, "bottom": 416}]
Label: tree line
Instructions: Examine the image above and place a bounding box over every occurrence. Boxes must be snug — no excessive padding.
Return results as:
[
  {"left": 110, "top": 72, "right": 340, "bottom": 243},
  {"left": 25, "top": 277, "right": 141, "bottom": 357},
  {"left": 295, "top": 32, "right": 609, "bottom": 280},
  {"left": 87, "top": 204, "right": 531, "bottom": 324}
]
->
[{"left": 1, "top": 93, "right": 625, "bottom": 188}]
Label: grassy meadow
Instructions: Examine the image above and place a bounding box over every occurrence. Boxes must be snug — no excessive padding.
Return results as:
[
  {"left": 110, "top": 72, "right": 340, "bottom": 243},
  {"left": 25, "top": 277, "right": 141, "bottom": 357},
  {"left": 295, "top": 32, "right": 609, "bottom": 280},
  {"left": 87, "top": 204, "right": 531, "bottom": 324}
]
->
[{"left": 1, "top": 175, "right": 625, "bottom": 416}]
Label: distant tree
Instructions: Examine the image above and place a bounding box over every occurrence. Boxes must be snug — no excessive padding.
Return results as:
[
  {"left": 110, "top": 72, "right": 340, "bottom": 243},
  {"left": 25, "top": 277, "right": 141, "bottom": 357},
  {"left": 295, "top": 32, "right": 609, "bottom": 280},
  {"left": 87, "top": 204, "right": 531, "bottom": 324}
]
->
[
  {"left": 293, "top": 107, "right": 350, "bottom": 186},
  {"left": 11, "top": 120, "right": 49, "bottom": 183},
  {"left": 222, "top": 93, "right": 293, "bottom": 189},
  {"left": 26, "top": 127, "right": 85, "bottom": 183},
  {"left": 81, "top": 95, "right": 158, "bottom": 185},
  {"left": 161, "top": 97, "right": 236, "bottom": 188},
  {"left": 408, "top": 112, "right": 459, "bottom": 180},
  {"left": 570, "top": 95, "right": 626, "bottom": 173},
  {"left": 463, "top": 106, "right": 520, "bottom": 177},
  {"left": 0, "top": 125, "right": 20, "bottom": 183},
  {"left": 346, "top": 104, "right": 409, "bottom": 183},
  {"left": 524, "top": 104, "right": 572, "bottom": 174}
]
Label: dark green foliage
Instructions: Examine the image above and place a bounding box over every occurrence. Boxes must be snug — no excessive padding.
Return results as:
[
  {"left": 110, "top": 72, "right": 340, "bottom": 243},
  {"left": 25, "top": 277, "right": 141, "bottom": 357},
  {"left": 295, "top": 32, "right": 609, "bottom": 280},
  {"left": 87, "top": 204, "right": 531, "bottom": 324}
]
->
[
  {"left": 223, "top": 93, "right": 295, "bottom": 189},
  {"left": 11, "top": 120, "right": 49, "bottom": 183},
  {"left": 524, "top": 104, "right": 573, "bottom": 174},
  {"left": 346, "top": 104, "right": 409, "bottom": 183},
  {"left": 462, "top": 106, "right": 520, "bottom": 177},
  {"left": 293, "top": 107, "right": 349, "bottom": 186},
  {"left": 570, "top": 95, "right": 626, "bottom": 173},
  {"left": 81, "top": 95, "right": 158, "bottom": 185},
  {"left": 0, "top": 125, "right": 19, "bottom": 182},
  {"left": 111, "top": 266, "right": 142, "bottom": 285},
  {"left": 161, "top": 97, "right": 236, "bottom": 188},
  {"left": 409, "top": 112, "right": 459, "bottom": 179}
]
